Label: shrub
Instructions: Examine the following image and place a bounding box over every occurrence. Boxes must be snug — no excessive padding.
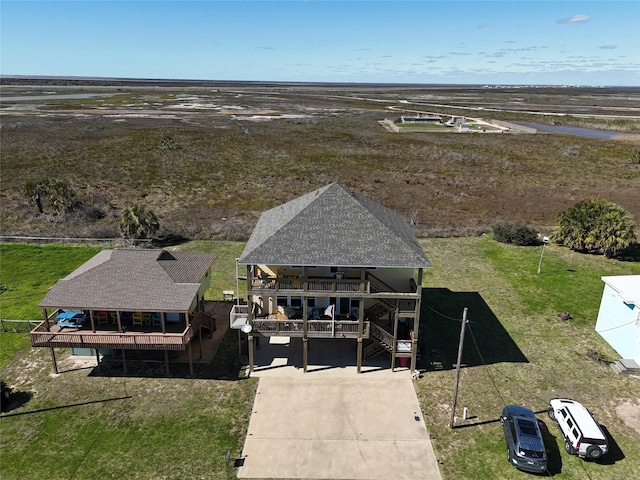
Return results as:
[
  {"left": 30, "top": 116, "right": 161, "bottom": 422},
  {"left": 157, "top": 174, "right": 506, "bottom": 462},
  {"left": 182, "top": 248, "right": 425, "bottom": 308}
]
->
[
  {"left": 552, "top": 199, "right": 637, "bottom": 258},
  {"left": 492, "top": 222, "right": 540, "bottom": 246}
]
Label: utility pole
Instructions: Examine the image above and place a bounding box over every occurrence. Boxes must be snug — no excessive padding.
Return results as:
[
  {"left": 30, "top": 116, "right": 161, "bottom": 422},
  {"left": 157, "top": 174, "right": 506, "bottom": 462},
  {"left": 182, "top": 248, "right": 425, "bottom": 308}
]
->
[{"left": 449, "top": 307, "right": 469, "bottom": 429}]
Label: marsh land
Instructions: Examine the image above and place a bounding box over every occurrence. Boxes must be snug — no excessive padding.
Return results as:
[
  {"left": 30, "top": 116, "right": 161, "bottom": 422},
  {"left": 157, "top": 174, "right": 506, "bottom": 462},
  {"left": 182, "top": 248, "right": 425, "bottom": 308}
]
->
[{"left": 1, "top": 79, "right": 639, "bottom": 241}]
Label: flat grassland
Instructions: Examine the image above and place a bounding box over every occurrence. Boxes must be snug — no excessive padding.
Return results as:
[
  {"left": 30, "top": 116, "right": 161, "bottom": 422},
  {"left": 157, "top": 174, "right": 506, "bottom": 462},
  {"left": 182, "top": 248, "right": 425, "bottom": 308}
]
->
[
  {"left": 1, "top": 239, "right": 639, "bottom": 479},
  {"left": 1, "top": 82, "right": 639, "bottom": 240}
]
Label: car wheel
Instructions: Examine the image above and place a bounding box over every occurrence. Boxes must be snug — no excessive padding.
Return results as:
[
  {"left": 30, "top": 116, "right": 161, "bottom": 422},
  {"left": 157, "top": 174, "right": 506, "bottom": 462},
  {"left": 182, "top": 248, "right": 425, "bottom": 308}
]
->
[
  {"left": 586, "top": 445, "right": 602, "bottom": 459},
  {"left": 565, "top": 440, "right": 576, "bottom": 455},
  {"left": 547, "top": 407, "right": 556, "bottom": 421}
]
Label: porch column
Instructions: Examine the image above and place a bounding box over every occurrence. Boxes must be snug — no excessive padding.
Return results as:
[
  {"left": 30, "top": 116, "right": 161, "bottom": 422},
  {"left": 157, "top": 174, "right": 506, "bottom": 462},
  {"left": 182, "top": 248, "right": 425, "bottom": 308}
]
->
[
  {"left": 164, "top": 350, "right": 170, "bottom": 375},
  {"left": 248, "top": 335, "right": 254, "bottom": 374},
  {"left": 247, "top": 265, "right": 255, "bottom": 374},
  {"left": 161, "top": 312, "right": 167, "bottom": 334},
  {"left": 410, "top": 268, "right": 423, "bottom": 373},
  {"left": 90, "top": 310, "right": 96, "bottom": 333},
  {"left": 303, "top": 296, "right": 308, "bottom": 373},
  {"left": 121, "top": 349, "right": 127, "bottom": 375},
  {"left": 116, "top": 311, "right": 122, "bottom": 333},
  {"left": 43, "top": 309, "right": 58, "bottom": 374},
  {"left": 391, "top": 309, "right": 399, "bottom": 372},
  {"left": 43, "top": 308, "right": 51, "bottom": 331},
  {"left": 357, "top": 298, "right": 364, "bottom": 373}
]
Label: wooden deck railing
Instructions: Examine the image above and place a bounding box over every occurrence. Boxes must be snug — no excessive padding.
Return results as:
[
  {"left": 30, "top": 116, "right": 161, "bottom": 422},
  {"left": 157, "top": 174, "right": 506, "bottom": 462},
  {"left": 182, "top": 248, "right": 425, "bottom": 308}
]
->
[
  {"left": 370, "top": 322, "right": 395, "bottom": 347},
  {"left": 30, "top": 316, "right": 200, "bottom": 351},
  {"left": 250, "top": 277, "right": 367, "bottom": 294},
  {"left": 251, "top": 319, "right": 370, "bottom": 339}
]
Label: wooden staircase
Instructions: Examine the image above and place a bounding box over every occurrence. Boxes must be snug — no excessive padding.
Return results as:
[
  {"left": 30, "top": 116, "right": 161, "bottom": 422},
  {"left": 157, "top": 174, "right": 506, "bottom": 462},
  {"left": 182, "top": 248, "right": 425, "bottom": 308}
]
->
[
  {"left": 610, "top": 358, "right": 640, "bottom": 376},
  {"left": 363, "top": 322, "right": 396, "bottom": 359}
]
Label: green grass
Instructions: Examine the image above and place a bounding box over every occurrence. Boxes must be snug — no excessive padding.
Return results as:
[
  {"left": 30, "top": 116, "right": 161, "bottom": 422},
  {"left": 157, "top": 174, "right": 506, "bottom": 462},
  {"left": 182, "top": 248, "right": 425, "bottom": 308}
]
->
[
  {"left": 0, "top": 244, "right": 102, "bottom": 320},
  {"left": 1, "top": 240, "right": 639, "bottom": 479},
  {"left": 0, "top": 242, "right": 255, "bottom": 480},
  {"left": 417, "top": 236, "right": 640, "bottom": 480}
]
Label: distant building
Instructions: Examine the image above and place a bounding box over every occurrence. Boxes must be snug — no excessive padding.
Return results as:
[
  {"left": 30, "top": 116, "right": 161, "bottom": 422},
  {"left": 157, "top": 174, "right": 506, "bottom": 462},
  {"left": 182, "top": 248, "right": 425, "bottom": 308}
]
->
[
  {"left": 458, "top": 123, "right": 470, "bottom": 132},
  {"left": 401, "top": 115, "right": 441, "bottom": 124},
  {"left": 445, "top": 116, "right": 466, "bottom": 126}
]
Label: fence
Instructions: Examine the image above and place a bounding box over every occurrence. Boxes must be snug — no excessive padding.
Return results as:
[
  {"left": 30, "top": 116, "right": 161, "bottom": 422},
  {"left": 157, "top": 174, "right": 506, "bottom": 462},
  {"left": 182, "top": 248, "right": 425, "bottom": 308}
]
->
[
  {"left": 0, "top": 236, "right": 151, "bottom": 247},
  {"left": 1, "top": 320, "right": 40, "bottom": 333}
]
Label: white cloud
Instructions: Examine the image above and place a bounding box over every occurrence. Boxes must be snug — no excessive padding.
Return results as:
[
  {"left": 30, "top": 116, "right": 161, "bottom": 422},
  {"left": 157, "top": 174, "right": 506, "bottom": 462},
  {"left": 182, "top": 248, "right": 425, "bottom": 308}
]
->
[
  {"left": 557, "top": 14, "right": 590, "bottom": 24},
  {"left": 598, "top": 45, "right": 618, "bottom": 49}
]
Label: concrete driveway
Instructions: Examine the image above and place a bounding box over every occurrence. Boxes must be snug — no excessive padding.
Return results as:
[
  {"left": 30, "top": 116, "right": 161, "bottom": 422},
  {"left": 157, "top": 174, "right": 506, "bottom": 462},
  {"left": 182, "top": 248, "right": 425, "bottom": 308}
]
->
[{"left": 237, "top": 336, "right": 442, "bottom": 480}]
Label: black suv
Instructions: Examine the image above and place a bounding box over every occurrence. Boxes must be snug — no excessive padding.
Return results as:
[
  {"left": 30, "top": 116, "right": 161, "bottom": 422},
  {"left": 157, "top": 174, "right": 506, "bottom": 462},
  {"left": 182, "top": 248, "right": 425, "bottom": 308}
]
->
[{"left": 500, "top": 405, "right": 548, "bottom": 473}]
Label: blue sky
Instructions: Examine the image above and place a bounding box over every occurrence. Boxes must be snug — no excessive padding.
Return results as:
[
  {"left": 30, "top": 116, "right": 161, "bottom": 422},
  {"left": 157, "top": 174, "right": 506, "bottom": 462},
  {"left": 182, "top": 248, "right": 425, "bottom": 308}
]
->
[{"left": 1, "top": 1, "right": 639, "bottom": 85}]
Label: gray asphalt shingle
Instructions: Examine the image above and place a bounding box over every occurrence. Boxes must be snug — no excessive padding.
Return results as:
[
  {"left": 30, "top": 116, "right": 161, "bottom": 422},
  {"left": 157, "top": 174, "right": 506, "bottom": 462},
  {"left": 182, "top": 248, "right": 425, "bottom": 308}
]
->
[
  {"left": 239, "top": 183, "right": 430, "bottom": 268},
  {"left": 39, "top": 249, "right": 217, "bottom": 312}
]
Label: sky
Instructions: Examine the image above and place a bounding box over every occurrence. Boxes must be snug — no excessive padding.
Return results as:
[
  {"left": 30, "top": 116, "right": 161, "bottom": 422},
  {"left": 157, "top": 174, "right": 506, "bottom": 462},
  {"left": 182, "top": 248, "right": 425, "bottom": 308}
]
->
[{"left": 1, "top": 0, "right": 639, "bottom": 86}]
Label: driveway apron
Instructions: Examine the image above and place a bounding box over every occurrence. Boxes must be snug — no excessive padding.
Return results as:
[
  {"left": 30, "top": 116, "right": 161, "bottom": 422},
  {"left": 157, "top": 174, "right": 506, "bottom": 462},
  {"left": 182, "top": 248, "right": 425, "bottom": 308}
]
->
[{"left": 237, "top": 374, "right": 442, "bottom": 480}]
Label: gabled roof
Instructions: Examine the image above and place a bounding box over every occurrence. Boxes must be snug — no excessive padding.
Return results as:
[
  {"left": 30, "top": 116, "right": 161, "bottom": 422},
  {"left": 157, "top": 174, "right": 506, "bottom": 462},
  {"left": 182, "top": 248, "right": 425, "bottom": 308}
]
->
[
  {"left": 39, "top": 249, "right": 217, "bottom": 312},
  {"left": 238, "top": 183, "right": 430, "bottom": 268}
]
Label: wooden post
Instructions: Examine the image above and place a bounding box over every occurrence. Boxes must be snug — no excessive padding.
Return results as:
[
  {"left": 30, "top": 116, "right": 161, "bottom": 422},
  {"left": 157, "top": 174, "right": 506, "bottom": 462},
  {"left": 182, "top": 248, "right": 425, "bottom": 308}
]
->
[
  {"left": 164, "top": 350, "right": 170, "bottom": 376},
  {"left": 161, "top": 312, "right": 167, "bottom": 334},
  {"left": 410, "top": 268, "right": 423, "bottom": 373},
  {"left": 43, "top": 308, "right": 51, "bottom": 331},
  {"left": 248, "top": 335, "right": 254, "bottom": 374},
  {"left": 391, "top": 309, "right": 399, "bottom": 371},
  {"left": 188, "top": 343, "right": 193, "bottom": 376},
  {"left": 303, "top": 338, "right": 308, "bottom": 373},
  {"left": 303, "top": 296, "right": 308, "bottom": 373},
  {"left": 357, "top": 298, "right": 364, "bottom": 373},
  {"left": 50, "top": 348, "right": 58, "bottom": 375},
  {"left": 90, "top": 310, "right": 96, "bottom": 333},
  {"left": 449, "top": 307, "right": 468, "bottom": 429},
  {"left": 116, "top": 311, "right": 122, "bottom": 333},
  {"left": 95, "top": 349, "right": 101, "bottom": 369},
  {"left": 122, "top": 349, "right": 127, "bottom": 375}
]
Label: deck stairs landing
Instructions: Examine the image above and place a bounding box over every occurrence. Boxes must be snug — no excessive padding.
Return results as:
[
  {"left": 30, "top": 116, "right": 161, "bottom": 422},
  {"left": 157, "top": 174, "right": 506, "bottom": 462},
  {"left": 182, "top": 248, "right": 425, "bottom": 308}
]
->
[{"left": 610, "top": 358, "right": 640, "bottom": 376}]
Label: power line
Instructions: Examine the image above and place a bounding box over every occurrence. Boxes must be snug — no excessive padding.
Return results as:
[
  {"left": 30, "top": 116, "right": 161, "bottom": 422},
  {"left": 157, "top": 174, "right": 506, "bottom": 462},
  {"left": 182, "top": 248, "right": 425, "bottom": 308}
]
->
[{"left": 467, "top": 323, "right": 507, "bottom": 407}]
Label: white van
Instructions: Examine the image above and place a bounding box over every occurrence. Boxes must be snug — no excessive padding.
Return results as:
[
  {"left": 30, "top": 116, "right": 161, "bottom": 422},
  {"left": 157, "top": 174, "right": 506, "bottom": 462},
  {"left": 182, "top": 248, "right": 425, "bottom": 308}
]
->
[{"left": 548, "top": 398, "right": 608, "bottom": 460}]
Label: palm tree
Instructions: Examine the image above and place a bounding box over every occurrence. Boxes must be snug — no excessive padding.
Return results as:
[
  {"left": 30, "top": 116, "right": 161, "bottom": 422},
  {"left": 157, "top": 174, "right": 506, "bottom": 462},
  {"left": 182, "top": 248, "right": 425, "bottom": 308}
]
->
[
  {"left": 119, "top": 205, "right": 160, "bottom": 240},
  {"left": 23, "top": 180, "right": 50, "bottom": 214},
  {"left": 552, "top": 199, "right": 637, "bottom": 257}
]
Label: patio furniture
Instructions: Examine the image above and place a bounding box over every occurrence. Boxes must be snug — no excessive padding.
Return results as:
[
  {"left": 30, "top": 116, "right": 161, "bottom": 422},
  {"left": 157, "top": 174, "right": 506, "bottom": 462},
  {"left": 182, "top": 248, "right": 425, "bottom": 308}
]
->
[
  {"left": 132, "top": 312, "right": 143, "bottom": 326},
  {"left": 223, "top": 290, "right": 235, "bottom": 301},
  {"left": 97, "top": 311, "right": 109, "bottom": 325},
  {"left": 56, "top": 312, "right": 86, "bottom": 329}
]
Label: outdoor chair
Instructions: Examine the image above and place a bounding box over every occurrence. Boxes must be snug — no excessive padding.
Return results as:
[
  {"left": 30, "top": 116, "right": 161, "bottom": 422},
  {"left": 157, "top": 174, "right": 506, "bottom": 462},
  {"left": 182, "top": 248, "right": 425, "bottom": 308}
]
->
[
  {"left": 97, "top": 311, "right": 108, "bottom": 325},
  {"left": 132, "top": 312, "right": 143, "bottom": 326},
  {"left": 152, "top": 312, "right": 162, "bottom": 328}
]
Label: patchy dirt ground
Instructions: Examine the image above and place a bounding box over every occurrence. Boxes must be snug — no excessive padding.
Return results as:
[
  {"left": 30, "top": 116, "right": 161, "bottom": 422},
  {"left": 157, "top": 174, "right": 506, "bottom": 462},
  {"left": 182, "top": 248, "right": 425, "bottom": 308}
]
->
[
  {"left": 2, "top": 82, "right": 639, "bottom": 241},
  {"left": 616, "top": 398, "right": 640, "bottom": 436}
]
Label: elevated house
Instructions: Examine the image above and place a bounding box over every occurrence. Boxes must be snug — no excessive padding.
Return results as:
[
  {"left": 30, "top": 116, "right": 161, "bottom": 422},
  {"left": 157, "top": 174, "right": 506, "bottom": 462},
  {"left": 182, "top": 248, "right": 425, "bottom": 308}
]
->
[
  {"left": 231, "top": 183, "right": 431, "bottom": 373},
  {"left": 31, "top": 249, "right": 217, "bottom": 375},
  {"left": 595, "top": 275, "right": 640, "bottom": 375}
]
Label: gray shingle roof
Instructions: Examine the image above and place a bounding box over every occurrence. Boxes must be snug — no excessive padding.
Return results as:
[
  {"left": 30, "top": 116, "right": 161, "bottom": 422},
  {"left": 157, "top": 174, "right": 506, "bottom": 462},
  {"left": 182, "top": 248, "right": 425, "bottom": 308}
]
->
[
  {"left": 39, "top": 249, "right": 217, "bottom": 312},
  {"left": 239, "top": 183, "right": 431, "bottom": 268}
]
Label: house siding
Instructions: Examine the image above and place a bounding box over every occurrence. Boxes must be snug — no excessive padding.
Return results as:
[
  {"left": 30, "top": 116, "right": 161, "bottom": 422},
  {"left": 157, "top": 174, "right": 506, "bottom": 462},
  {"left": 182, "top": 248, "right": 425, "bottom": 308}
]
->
[{"left": 595, "top": 278, "right": 640, "bottom": 363}]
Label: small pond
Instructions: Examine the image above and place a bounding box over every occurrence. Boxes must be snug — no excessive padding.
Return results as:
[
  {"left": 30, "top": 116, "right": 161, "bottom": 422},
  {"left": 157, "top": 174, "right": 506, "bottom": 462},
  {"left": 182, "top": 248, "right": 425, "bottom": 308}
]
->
[{"left": 515, "top": 122, "right": 620, "bottom": 140}]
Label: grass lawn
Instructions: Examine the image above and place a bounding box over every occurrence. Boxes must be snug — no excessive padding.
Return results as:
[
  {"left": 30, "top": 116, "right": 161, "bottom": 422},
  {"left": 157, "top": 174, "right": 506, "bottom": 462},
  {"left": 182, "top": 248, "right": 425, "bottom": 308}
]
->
[
  {"left": 1, "top": 239, "right": 639, "bottom": 479},
  {"left": 416, "top": 236, "right": 640, "bottom": 480}
]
